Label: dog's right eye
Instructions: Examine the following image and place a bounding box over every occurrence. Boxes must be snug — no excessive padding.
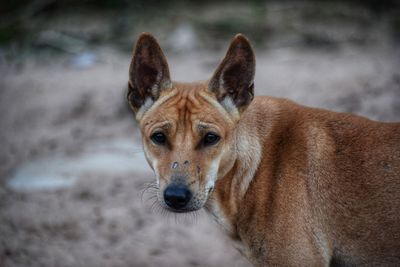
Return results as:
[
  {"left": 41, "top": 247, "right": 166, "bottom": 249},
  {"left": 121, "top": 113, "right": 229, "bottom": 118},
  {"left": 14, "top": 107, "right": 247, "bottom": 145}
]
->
[
  {"left": 151, "top": 132, "right": 167, "bottom": 145},
  {"left": 203, "top": 132, "right": 220, "bottom": 146}
]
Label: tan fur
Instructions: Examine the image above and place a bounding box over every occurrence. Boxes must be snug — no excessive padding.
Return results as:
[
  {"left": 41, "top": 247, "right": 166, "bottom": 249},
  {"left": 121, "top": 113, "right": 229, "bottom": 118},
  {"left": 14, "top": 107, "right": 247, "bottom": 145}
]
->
[{"left": 128, "top": 33, "right": 400, "bottom": 266}]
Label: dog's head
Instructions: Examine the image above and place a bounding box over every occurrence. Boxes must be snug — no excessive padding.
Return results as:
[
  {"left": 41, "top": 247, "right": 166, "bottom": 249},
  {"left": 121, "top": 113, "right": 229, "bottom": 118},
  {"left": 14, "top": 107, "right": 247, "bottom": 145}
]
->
[{"left": 127, "top": 33, "right": 255, "bottom": 212}]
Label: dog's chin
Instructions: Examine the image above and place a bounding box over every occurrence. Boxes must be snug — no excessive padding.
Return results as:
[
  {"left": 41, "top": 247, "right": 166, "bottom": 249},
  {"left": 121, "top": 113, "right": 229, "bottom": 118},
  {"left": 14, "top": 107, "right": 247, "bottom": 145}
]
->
[
  {"left": 158, "top": 198, "right": 206, "bottom": 213},
  {"left": 162, "top": 205, "right": 201, "bottom": 213}
]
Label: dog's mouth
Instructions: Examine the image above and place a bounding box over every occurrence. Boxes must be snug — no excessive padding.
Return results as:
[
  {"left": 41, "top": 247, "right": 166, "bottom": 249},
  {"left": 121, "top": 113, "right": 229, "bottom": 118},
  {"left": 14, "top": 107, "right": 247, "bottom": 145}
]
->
[
  {"left": 158, "top": 183, "right": 211, "bottom": 213},
  {"left": 162, "top": 205, "right": 197, "bottom": 213},
  {"left": 159, "top": 199, "right": 203, "bottom": 213}
]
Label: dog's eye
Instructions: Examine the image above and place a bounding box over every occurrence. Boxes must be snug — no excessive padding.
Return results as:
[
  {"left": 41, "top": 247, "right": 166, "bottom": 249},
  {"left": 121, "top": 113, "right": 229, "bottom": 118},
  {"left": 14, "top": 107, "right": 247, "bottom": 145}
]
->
[
  {"left": 151, "top": 132, "right": 167, "bottom": 145},
  {"left": 203, "top": 132, "right": 220, "bottom": 146}
]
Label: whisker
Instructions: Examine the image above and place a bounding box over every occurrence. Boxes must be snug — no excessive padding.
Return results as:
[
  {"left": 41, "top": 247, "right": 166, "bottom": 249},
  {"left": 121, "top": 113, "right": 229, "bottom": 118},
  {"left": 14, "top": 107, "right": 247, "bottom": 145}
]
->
[
  {"left": 139, "top": 180, "right": 159, "bottom": 203},
  {"left": 139, "top": 180, "right": 207, "bottom": 226},
  {"left": 150, "top": 199, "right": 161, "bottom": 214}
]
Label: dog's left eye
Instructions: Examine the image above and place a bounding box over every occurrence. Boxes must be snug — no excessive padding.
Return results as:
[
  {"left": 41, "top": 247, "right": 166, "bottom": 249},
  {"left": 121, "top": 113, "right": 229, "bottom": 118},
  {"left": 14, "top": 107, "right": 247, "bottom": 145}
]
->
[
  {"left": 151, "top": 132, "right": 167, "bottom": 145},
  {"left": 203, "top": 132, "right": 220, "bottom": 146}
]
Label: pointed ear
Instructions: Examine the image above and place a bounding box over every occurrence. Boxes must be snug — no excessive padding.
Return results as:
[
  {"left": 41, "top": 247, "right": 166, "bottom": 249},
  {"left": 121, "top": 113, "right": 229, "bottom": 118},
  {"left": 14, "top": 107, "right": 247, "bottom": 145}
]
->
[
  {"left": 208, "top": 34, "right": 255, "bottom": 113},
  {"left": 127, "top": 33, "right": 172, "bottom": 113}
]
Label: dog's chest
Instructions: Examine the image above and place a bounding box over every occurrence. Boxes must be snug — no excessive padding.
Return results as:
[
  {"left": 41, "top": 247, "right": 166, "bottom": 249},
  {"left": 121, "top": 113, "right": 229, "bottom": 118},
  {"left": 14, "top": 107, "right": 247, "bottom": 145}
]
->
[
  {"left": 206, "top": 199, "right": 234, "bottom": 235},
  {"left": 206, "top": 200, "right": 255, "bottom": 260}
]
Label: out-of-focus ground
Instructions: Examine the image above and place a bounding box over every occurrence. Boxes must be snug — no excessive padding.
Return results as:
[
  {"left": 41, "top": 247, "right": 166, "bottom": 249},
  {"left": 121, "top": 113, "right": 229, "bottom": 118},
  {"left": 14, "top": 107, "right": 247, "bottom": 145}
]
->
[{"left": 0, "top": 1, "right": 399, "bottom": 267}]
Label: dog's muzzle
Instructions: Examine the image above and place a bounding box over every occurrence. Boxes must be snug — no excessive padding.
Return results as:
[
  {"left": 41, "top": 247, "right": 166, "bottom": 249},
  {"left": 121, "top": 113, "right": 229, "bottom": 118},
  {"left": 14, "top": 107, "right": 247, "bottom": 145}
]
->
[{"left": 163, "top": 184, "right": 192, "bottom": 210}]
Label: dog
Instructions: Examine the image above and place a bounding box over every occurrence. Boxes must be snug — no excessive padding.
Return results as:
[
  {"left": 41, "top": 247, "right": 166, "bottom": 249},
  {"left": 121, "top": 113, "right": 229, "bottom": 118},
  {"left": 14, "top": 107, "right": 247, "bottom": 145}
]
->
[{"left": 127, "top": 33, "right": 400, "bottom": 266}]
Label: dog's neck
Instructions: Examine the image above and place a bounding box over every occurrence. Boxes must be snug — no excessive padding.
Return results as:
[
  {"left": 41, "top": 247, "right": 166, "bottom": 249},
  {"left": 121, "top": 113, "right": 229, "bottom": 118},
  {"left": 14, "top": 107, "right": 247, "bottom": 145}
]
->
[
  {"left": 204, "top": 97, "right": 282, "bottom": 239},
  {"left": 204, "top": 99, "right": 273, "bottom": 237}
]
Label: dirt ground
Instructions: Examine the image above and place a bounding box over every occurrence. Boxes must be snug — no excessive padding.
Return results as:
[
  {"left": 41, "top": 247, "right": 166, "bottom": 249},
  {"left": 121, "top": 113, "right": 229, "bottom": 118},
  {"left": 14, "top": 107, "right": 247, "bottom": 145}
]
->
[{"left": 1, "top": 22, "right": 400, "bottom": 267}]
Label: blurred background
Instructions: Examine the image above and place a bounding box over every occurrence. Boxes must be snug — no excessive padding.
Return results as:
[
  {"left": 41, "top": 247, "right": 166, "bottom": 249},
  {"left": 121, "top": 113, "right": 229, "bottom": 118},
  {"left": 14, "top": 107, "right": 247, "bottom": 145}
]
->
[{"left": 0, "top": 1, "right": 399, "bottom": 266}]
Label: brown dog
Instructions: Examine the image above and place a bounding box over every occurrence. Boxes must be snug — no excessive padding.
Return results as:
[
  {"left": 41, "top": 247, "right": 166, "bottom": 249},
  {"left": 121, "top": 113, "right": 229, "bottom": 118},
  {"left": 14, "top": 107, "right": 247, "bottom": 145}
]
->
[{"left": 127, "top": 33, "right": 400, "bottom": 266}]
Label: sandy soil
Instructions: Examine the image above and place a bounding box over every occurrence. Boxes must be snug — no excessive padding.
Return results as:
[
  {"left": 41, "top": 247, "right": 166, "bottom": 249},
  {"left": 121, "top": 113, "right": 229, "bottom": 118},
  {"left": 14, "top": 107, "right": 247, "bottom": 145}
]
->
[{"left": 0, "top": 41, "right": 399, "bottom": 267}]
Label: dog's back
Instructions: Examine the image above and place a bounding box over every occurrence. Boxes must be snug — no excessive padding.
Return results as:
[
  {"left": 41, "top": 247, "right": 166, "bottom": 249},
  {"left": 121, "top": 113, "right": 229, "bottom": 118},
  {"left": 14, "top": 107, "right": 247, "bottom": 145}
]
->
[{"left": 236, "top": 96, "right": 400, "bottom": 266}]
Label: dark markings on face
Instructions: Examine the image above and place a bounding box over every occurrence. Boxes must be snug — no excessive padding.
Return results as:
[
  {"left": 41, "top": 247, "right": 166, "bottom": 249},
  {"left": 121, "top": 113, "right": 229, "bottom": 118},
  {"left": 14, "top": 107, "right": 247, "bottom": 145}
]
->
[{"left": 172, "top": 162, "right": 179, "bottom": 169}]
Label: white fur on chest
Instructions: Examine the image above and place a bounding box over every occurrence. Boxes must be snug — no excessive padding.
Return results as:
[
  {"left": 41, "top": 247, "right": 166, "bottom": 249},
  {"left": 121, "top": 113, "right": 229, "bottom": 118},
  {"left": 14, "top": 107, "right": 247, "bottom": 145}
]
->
[
  {"left": 206, "top": 199, "right": 234, "bottom": 235},
  {"left": 206, "top": 201, "right": 253, "bottom": 263}
]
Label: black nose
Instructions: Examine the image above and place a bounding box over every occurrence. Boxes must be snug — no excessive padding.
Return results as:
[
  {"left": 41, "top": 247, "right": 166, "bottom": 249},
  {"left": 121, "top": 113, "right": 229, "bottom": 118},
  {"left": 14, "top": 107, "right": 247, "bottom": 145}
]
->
[{"left": 163, "top": 184, "right": 192, "bottom": 210}]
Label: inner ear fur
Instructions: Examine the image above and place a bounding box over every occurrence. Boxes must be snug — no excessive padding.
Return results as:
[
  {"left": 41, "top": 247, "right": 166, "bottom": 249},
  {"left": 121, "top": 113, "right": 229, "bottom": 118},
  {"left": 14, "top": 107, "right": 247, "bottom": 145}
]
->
[
  {"left": 128, "top": 33, "right": 171, "bottom": 113},
  {"left": 208, "top": 34, "right": 255, "bottom": 113}
]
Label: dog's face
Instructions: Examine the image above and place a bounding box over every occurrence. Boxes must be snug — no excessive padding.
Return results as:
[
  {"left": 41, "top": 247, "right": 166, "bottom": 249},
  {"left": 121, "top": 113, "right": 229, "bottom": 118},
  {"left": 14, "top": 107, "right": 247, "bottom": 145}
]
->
[
  {"left": 128, "top": 33, "right": 255, "bottom": 212},
  {"left": 136, "top": 84, "right": 238, "bottom": 212}
]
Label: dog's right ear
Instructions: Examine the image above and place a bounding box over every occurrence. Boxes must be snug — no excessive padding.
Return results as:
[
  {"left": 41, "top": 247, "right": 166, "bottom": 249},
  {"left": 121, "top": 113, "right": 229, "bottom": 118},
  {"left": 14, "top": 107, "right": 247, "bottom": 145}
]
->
[{"left": 127, "top": 33, "right": 172, "bottom": 116}]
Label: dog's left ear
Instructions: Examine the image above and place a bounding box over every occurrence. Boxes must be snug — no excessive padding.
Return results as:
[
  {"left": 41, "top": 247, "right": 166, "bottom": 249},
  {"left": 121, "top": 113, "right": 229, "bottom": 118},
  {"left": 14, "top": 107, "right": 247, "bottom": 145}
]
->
[
  {"left": 128, "top": 33, "right": 172, "bottom": 114},
  {"left": 209, "top": 34, "right": 255, "bottom": 113}
]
